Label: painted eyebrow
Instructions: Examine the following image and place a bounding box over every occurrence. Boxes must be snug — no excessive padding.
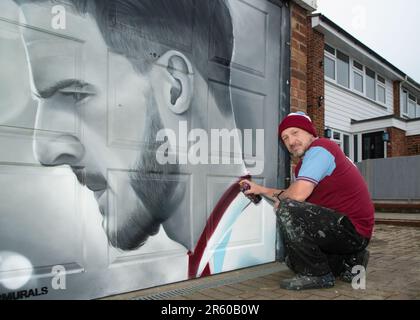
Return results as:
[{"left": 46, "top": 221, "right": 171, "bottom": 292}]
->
[{"left": 37, "top": 79, "right": 92, "bottom": 99}]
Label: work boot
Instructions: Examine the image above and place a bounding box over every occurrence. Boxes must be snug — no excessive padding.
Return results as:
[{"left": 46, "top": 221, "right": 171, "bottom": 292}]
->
[
  {"left": 280, "top": 272, "right": 335, "bottom": 290},
  {"left": 340, "top": 249, "right": 369, "bottom": 283}
]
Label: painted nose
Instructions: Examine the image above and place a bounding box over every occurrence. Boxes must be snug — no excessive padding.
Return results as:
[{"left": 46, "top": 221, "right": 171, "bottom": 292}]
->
[{"left": 33, "top": 132, "right": 85, "bottom": 166}]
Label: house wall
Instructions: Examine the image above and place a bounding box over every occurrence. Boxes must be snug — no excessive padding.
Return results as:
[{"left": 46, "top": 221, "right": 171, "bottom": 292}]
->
[
  {"left": 290, "top": 2, "right": 308, "bottom": 114},
  {"left": 306, "top": 18, "right": 325, "bottom": 137},
  {"left": 324, "top": 80, "right": 393, "bottom": 133},
  {"left": 407, "top": 135, "right": 420, "bottom": 156},
  {"left": 387, "top": 127, "right": 407, "bottom": 157}
]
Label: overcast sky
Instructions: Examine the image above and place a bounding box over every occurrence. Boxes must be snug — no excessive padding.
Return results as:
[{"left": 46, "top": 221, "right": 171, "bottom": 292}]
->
[{"left": 315, "top": 0, "right": 420, "bottom": 83}]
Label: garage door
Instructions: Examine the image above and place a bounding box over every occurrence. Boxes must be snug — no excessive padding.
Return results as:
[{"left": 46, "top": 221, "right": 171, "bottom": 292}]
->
[{"left": 0, "top": 0, "right": 286, "bottom": 299}]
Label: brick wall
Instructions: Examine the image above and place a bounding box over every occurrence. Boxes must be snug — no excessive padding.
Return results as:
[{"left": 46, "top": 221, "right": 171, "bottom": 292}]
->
[
  {"left": 306, "top": 19, "right": 325, "bottom": 137},
  {"left": 407, "top": 135, "right": 420, "bottom": 156},
  {"left": 288, "top": 3, "right": 310, "bottom": 171},
  {"left": 393, "top": 81, "right": 401, "bottom": 117},
  {"left": 387, "top": 127, "right": 407, "bottom": 157},
  {"left": 290, "top": 3, "right": 308, "bottom": 114}
]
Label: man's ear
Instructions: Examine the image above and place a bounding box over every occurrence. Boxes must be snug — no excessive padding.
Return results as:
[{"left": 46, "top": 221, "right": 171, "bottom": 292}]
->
[{"left": 153, "top": 50, "right": 194, "bottom": 115}]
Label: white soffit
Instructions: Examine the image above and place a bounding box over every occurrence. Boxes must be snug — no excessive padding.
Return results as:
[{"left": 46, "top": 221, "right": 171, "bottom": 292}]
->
[{"left": 293, "top": 0, "right": 317, "bottom": 12}]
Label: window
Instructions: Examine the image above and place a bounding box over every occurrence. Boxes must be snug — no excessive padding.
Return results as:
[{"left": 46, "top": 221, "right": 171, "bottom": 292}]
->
[
  {"left": 417, "top": 100, "right": 420, "bottom": 118},
  {"left": 376, "top": 75, "right": 386, "bottom": 104},
  {"left": 324, "top": 44, "right": 336, "bottom": 80},
  {"left": 353, "top": 60, "right": 364, "bottom": 93},
  {"left": 408, "top": 94, "right": 416, "bottom": 118},
  {"left": 366, "top": 68, "right": 376, "bottom": 100},
  {"left": 353, "top": 60, "right": 363, "bottom": 71},
  {"left": 343, "top": 134, "right": 350, "bottom": 157},
  {"left": 324, "top": 44, "right": 335, "bottom": 55},
  {"left": 377, "top": 85, "right": 385, "bottom": 104},
  {"left": 337, "top": 50, "right": 350, "bottom": 88},
  {"left": 329, "top": 129, "right": 353, "bottom": 159},
  {"left": 401, "top": 89, "right": 419, "bottom": 119},
  {"left": 323, "top": 44, "right": 389, "bottom": 106},
  {"left": 353, "top": 71, "right": 363, "bottom": 93},
  {"left": 324, "top": 56, "right": 335, "bottom": 80},
  {"left": 402, "top": 90, "right": 408, "bottom": 115}
]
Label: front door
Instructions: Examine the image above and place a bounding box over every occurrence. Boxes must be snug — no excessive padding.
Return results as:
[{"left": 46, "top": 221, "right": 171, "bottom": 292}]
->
[{"left": 362, "top": 131, "right": 385, "bottom": 160}]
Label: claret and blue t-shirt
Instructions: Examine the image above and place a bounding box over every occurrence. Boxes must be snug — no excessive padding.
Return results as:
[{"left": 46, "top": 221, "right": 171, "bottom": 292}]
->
[{"left": 295, "top": 138, "right": 375, "bottom": 239}]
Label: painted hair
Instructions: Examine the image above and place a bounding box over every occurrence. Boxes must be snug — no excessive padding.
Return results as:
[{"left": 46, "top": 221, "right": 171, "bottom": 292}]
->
[{"left": 15, "top": 0, "right": 234, "bottom": 114}]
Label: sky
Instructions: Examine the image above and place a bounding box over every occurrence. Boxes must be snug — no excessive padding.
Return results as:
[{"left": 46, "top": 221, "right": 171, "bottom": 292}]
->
[{"left": 315, "top": 0, "right": 420, "bottom": 83}]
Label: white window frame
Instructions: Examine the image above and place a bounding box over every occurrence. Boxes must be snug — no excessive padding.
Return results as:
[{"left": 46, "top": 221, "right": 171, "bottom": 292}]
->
[
  {"left": 401, "top": 89, "right": 408, "bottom": 117},
  {"left": 417, "top": 100, "right": 420, "bottom": 118},
  {"left": 324, "top": 43, "right": 389, "bottom": 108},
  {"left": 328, "top": 129, "right": 354, "bottom": 160},
  {"left": 336, "top": 50, "right": 350, "bottom": 89},
  {"left": 324, "top": 44, "right": 336, "bottom": 81},
  {"left": 376, "top": 74, "right": 386, "bottom": 104},
  {"left": 352, "top": 60, "right": 364, "bottom": 94},
  {"left": 408, "top": 94, "right": 417, "bottom": 118},
  {"left": 365, "top": 67, "right": 376, "bottom": 101}
]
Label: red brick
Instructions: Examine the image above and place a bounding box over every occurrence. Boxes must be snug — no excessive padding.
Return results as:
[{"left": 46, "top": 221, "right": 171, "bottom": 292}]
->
[
  {"left": 305, "top": 17, "right": 325, "bottom": 137},
  {"left": 393, "top": 81, "right": 401, "bottom": 116},
  {"left": 387, "top": 127, "right": 407, "bottom": 157}
]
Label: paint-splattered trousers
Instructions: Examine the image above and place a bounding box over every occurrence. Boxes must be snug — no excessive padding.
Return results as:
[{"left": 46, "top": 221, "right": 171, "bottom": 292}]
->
[{"left": 276, "top": 199, "right": 370, "bottom": 277}]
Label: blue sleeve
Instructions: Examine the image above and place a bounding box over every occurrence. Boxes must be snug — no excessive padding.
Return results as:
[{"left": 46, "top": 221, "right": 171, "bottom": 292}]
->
[{"left": 297, "top": 146, "right": 336, "bottom": 185}]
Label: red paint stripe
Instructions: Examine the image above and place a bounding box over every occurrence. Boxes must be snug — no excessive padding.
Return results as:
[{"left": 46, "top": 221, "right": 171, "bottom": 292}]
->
[{"left": 187, "top": 175, "right": 250, "bottom": 279}]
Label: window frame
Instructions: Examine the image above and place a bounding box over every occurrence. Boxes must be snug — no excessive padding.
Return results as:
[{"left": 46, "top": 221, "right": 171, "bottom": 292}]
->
[
  {"left": 408, "top": 94, "right": 416, "bottom": 118},
  {"left": 336, "top": 50, "right": 350, "bottom": 88},
  {"left": 323, "top": 43, "right": 390, "bottom": 108},
  {"left": 324, "top": 44, "right": 336, "bottom": 81},
  {"left": 328, "top": 129, "right": 354, "bottom": 160},
  {"left": 417, "top": 99, "right": 420, "bottom": 118},
  {"left": 352, "top": 60, "right": 364, "bottom": 94},
  {"left": 376, "top": 74, "right": 386, "bottom": 104},
  {"left": 401, "top": 89, "right": 408, "bottom": 117},
  {"left": 365, "top": 67, "right": 376, "bottom": 101}
]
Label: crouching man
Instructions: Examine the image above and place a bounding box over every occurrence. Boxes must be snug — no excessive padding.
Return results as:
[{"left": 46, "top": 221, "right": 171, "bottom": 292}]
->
[{"left": 240, "top": 112, "right": 374, "bottom": 290}]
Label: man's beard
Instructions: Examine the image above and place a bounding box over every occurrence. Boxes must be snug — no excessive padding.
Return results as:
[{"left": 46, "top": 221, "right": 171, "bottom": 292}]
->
[
  {"left": 289, "top": 146, "right": 304, "bottom": 158},
  {"left": 108, "top": 93, "right": 182, "bottom": 251}
]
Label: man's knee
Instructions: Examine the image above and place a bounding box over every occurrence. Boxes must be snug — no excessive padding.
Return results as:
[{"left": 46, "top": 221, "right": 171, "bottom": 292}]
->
[{"left": 276, "top": 198, "right": 300, "bottom": 216}]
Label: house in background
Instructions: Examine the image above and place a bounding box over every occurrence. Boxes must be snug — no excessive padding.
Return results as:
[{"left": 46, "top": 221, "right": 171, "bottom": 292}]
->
[{"left": 289, "top": 2, "right": 420, "bottom": 164}]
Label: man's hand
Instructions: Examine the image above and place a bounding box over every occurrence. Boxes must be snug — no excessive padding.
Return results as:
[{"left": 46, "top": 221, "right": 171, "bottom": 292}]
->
[{"left": 239, "top": 179, "right": 266, "bottom": 196}]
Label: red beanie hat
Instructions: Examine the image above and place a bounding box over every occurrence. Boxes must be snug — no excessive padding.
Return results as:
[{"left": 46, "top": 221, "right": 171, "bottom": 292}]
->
[{"left": 278, "top": 112, "right": 317, "bottom": 139}]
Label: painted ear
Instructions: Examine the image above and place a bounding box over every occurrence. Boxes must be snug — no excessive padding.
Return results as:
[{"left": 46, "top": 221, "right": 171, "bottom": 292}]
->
[{"left": 154, "top": 50, "right": 194, "bottom": 114}]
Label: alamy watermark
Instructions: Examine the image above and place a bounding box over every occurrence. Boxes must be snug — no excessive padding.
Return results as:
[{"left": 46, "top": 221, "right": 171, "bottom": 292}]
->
[
  {"left": 51, "top": 5, "right": 66, "bottom": 30},
  {"left": 155, "top": 121, "right": 265, "bottom": 175},
  {"left": 351, "top": 265, "right": 366, "bottom": 290}
]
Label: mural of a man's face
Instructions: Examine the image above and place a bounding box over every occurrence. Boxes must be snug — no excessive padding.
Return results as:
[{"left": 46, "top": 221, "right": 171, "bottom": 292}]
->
[{"left": 17, "top": 1, "right": 197, "bottom": 250}]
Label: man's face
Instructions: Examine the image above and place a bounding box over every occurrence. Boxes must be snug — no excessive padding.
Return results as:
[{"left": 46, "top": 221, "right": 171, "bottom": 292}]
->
[
  {"left": 281, "top": 127, "right": 315, "bottom": 158},
  {"left": 18, "top": 2, "right": 172, "bottom": 249}
]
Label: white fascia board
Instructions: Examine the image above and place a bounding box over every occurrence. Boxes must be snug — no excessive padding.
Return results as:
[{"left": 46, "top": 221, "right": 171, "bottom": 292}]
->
[
  {"left": 351, "top": 118, "right": 420, "bottom": 136},
  {"left": 293, "top": 0, "right": 317, "bottom": 12},
  {"left": 351, "top": 118, "right": 406, "bottom": 133},
  {"left": 312, "top": 18, "right": 405, "bottom": 82}
]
